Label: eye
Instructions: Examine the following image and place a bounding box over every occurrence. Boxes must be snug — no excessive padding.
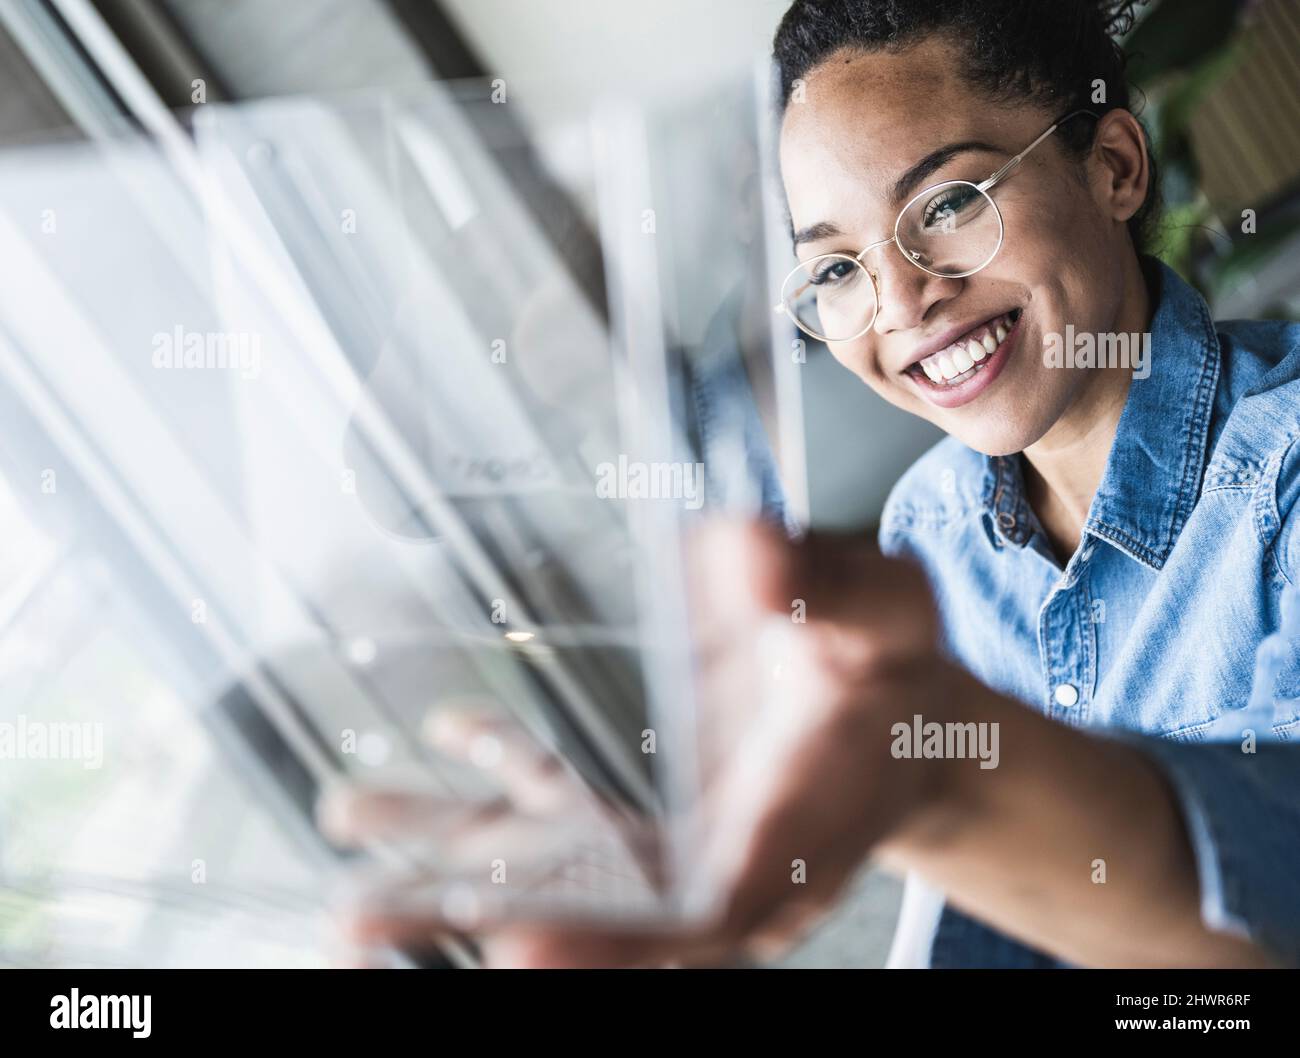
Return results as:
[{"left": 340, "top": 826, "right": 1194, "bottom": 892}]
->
[
  {"left": 921, "top": 185, "right": 983, "bottom": 229},
  {"left": 809, "top": 258, "right": 860, "bottom": 286}
]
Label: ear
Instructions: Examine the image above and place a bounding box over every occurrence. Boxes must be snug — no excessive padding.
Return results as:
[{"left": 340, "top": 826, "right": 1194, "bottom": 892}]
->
[{"left": 1090, "top": 109, "right": 1150, "bottom": 226}]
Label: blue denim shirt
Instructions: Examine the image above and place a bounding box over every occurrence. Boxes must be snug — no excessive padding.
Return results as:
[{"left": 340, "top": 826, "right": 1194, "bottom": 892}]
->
[{"left": 879, "top": 261, "right": 1300, "bottom": 967}]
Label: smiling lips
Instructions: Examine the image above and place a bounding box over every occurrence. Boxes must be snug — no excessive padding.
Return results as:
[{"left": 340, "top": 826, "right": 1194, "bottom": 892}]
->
[{"left": 910, "top": 308, "right": 1022, "bottom": 386}]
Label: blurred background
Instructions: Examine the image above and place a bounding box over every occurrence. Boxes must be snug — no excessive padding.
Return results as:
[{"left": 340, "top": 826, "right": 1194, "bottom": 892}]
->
[{"left": 0, "top": 0, "right": 1296, "bottom": 969}]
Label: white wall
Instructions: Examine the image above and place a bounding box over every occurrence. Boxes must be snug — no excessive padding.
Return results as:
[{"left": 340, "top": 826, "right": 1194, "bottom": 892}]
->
[{"left": 443, "top": 0, "right": 791, "bottom": 120}]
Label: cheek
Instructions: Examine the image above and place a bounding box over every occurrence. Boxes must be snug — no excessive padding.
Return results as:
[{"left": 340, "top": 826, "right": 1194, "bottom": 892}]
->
[{"left": 1002, "top": 174, "right": 1107, "bottom": 275}]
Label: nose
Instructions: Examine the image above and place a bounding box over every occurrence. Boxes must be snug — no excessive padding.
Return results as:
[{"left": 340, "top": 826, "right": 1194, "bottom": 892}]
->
[{"left": 867, "top": 242, "right": 962, "bottom": 335}]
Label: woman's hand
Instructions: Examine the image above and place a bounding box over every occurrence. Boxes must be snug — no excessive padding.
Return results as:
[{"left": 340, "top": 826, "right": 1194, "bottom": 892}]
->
[
  {"left": 318, "top": 522, "right": 969, "bottom": 966},
  {"left": 319, "top": 521, "right": 1278, "bottom": 967}
]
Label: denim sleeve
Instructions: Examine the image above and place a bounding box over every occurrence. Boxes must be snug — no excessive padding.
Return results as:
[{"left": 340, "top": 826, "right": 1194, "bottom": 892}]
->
[{"left": 1125, "top": 736, "right": 1300, "bottom": 965}]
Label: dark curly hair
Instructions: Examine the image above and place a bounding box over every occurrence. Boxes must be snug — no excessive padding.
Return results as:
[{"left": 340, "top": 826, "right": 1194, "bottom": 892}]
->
[{"left": 773, "top": 0, "right": 1160, "bottom": 253}]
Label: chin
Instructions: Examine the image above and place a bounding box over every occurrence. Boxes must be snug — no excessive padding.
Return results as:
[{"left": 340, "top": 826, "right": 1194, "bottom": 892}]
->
[{"left": 946, "top": 417, "right": 1046, "bottom": 458}]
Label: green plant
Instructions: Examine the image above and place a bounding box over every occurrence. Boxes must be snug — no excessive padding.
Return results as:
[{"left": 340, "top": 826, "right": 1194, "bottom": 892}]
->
[{"left": 1124, "top": 0, "right": 1298, "bottom": 308}]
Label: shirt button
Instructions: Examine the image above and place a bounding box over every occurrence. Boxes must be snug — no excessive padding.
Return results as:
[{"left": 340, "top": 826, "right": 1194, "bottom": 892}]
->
[{"left": 1053, "top": 683, "right": 1080, "bottom": 707}]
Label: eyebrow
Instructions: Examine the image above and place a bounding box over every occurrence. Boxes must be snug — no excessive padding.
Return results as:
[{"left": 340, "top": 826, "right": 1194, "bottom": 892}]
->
[
  {"left": 892, "top": 140, "right": 1003, "bottom": 202},
  {"left": 791, "top": 140, "right": 1004, "bottom": 249}
]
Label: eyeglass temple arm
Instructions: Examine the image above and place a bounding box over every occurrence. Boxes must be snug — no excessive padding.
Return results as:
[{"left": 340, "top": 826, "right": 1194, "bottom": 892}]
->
[{"left": 976, "top": 109, "right": 1101, "bottom": 193}]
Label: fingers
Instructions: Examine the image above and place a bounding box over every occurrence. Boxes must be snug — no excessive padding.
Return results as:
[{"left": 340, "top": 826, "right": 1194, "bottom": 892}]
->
[
  {"left": 689, "top": 520, "right": 937, "bottom": 658},
  {"left": 742, "top": 896, "right": 836, "bottom": 963},
  {"left": 686, "top": 519, "right": 791, "bottom": 633},
  {"left": 480, "top": 925, "right": 738, "bottom": 969},
  {"left": 344, "top": 909, "right": 735, "bottom": 969},
  {"left": 483, "top": 928, "right": 664, "bottom": 969},
  {"left": 321, "top": 519, "right": 932, "bottom": 969},
  {"left": 335, "top": 869, "right": 830, "bottom": 968},
  {"left": 335, "top": 874, "right": 710, "bottom": 967},
  {"left": 318, "top": 786, "right": 575, "bottom": 876},
  {"left": 317, "top": 786, "right": 501, "bottom": 845},
  {"left": 318, "top": 703, "right": 608, "bottom": 868},
  {"left": 701, "top": 777, "right": 858, "bottom": 947},
  {"left": 320, "top": 713, "right": 667, "bottom": 947},
  {"left": 320, "top": 779, "right": 837, "bottom": 968},
  {"left": 778, "top": 530, "right": 934, "bottom": 635},
  {"left": 693, "top": 658, "right": 902, "bottom": 946},
  {"left": 424, "top": 709, "right": 578, "bottom": 815},
  {"left": 688, "top": 518, "right": 881, "bottom": 621}
]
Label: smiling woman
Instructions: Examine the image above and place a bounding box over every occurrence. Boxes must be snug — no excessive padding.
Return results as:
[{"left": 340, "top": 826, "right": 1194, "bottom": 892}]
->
[
  {"left": 776, "top": 17, "right": 1153, "bottom": 472},
  {"left": 324, "top": 0, "right": 1300, "bottom": 974},
  {"left": 759, "top": 0, "right": 1300, "bottom": 969}
]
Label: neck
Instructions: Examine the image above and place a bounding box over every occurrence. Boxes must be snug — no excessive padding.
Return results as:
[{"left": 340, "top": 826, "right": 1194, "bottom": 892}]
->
[{"left": 1022, "top": 254, "right": 1152, "bottom": 561}]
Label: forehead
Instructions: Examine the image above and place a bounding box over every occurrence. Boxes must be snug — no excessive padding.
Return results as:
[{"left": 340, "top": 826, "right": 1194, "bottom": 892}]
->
[{"left": 779, "top": 41, "right": 993, "bottom": 229}]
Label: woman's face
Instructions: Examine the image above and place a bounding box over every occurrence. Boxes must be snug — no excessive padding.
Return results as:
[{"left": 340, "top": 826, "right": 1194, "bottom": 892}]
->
[{"left": 779, "top": 38, "right": 1144, "bottom": 456}]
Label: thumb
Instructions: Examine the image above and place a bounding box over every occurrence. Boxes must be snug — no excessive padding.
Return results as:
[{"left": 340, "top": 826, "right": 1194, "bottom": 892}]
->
[
  {"left": 754, "top": 526, "right": 939, "bottom": 657},
  {"left": 688, "top": 519, "right": 937, "bottom": 658}
]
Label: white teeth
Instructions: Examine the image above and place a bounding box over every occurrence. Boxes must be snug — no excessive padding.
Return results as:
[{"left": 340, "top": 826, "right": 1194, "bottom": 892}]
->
[{"left": 914, "top": 311, "right": 1019, "bottom": 385}]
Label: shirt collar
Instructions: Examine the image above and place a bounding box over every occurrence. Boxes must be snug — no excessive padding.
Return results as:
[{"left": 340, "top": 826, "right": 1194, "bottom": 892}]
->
[{"left": 980, "top": 260, "right": 1222, "bottom": 569}]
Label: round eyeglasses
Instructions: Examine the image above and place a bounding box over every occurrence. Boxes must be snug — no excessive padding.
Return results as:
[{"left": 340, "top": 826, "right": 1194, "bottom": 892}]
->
[{"left": 775, "top": 110, "right": 1097, "bottom": 343}]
